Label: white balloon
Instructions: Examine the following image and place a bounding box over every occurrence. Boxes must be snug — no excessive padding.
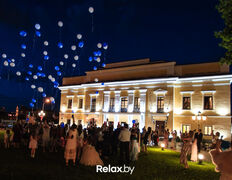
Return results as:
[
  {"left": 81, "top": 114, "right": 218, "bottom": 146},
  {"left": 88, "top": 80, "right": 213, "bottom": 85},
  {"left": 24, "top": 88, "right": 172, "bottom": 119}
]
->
[
  {"left": 60, "top": 61, "right": 64, "bottom": 66},
  {"left": 97, "top": 43, "right": 102, "bottom": 48},
  {"left": 10, "top": 62, "right": 15, "bottom": 67},
  {"left": 71, "top": 45, "right": 76, "bottom": 51},
  {"left": 16, "top": 71, "right": 21, "bottom": 76},
  {"left": 44, "top": 41, "right": 49, "bottom": 46},
  {"left": 72, "top": 63, "right": 76, "bottom": 68},
  {"left": 103, "top": 45, "right": 108, "bottom": 50},
  {"left": 96, "top": 57, "right": 101, "bottom": 62},
  {"left": 33, "top": 75, "right": 38, "bottom": 80},
  {"left": 21, "top": 53, "right": 26, "bottom": 57},
  {"left": 58, "top": 21, "right": 63, "bottom": 27},
  {"left": 38, "top": 87, "right": 43, "bottom": 92},
  {"left": 94, "top": 78, "right": 98, "bottom": 82},
  {"left": 77, "top": 34, "right": 82, "bottom": 39},
  {"left": 74, "top": 55, "right": 79, "bottom": 61},
  {"left": 2, "top": 54, "right": 7, "bottom": 58},
  {"left": 11, "top": 59, "right": 15, "bottom": 62},
  {"left": 48, "top": 75, "right": 52, "bottom": 79},
  {"left": 51, "top": 78, "right": 55, "bottom": 82},
  {"left": 31, "top": 85, "right": 36, "bottom": 89},
  {"left": 35, "top": 24, "right": 40, "bottom": 30},
  {"left": 89, "top": 7, "right": 94, "bottom": 13},
  {"left": 43, "top": 51, "right": 48, "bottom": 55},
  {"left": 64, "top": 54, "right": 68, "bottom": 59},
  {"left": 3, "top": 61, "right": 8, "bottom": 66}
]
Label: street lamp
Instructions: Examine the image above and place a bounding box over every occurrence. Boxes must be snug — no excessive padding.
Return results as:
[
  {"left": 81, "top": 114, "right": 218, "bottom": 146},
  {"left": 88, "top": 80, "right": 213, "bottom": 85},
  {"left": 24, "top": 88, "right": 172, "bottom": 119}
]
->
[
  {"left": 38, "top": 110, "right": 45, "bottom": 121},
  {"left": 42, "top": 98, "right": 51, "bottom": 111},
  {"left": 192, "top": 111, "right": 207, "bottom": 130}
]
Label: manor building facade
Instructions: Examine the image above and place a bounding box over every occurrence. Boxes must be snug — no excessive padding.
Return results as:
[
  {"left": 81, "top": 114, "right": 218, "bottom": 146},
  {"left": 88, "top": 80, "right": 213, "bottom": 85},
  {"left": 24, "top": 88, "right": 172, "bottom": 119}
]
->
[{"left": 59, "top": 59, "right": 232, "bottom": 141}]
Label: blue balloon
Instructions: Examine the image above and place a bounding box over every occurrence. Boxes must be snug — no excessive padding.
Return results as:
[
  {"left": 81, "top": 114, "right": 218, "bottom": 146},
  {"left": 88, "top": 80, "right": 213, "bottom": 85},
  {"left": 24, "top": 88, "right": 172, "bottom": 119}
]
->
[
  {"left": 44, "top": 55, "right": 49, "bottom": 60},
  {"left": 29, "top": 64, "right": 33, "bottom": 68},
  {"left": 35, "top": 31, "right": 41, "bottom": 37},
  {"left": 29, "top": 103, "right": 34, "bottom": 108},
  {"left": 27, "top": 71, "right": 32, "bottom": 75},
  {"left": 54, "top": 85, "right": 58, "bottom": 88},
  {"left": 60, "top": 122, "right": 65, "bottom": 128},
  {"left": 88, "top": 57, "right": 93, "bottom": 62},
  {"left": 57, "top": 71, "right": 62, "bottom": 76},
  {"left": 58, "top": 42, "right": 63, "bottom": 48},
  {"left": 7, "top": 59, "right": 11, "bottom": 63},
  {"left": 52, "top": 100, "right": 55, "bottom": 104},
  {"left": 96, "top": 91, "right": 99, "bottom": 94},
  {"left": 93, "top": 51, "right": 98, "bottom": 56},
  {"left": 55, "top": 66, "right": 60, "bottom": 71},
  {"left": 32, "top": 98, "right": 36, "bottom": 103},
  {"left": 94, "top": 57, "right": 97, "bottom": 61},
  {"left": 42, "top": 93, "right": 46, "bottom": 97},
  {"left": 78, "top": 41, "right": 84, "bottom": 48},
  {"left": 36, "top": 72, "right": 41, "bottom": 76},
  {"left": 25, "top": 77, "right": 29, "bottom": 81},
  {"left": 21, "top": 44, "right": 26, "bottom": 49},
  {"left": 37, "top": 66, "right": 42, "bottom": 71},
  {"left": 103, "top": 42, "right": 108, "bottom": 48},
  {"left": 19, "top": 31, "right": 27, "bottom": 37},
  {"left": 101, "top": 82, "right": 104, "bottom": 85},
  {"left": 93, "top": 66, "right": 97, "bottom": 70},
  {"left": 132, "top": 120, "right": 136, "bottom": 124},
  {"left": 102, "top": 63, "right": 106, "bottom": 67},
  {"left": 41, "top": 73, "right": 46, "bottom": 78},
  {"left": 97, "top": 50, "right": 102, "bottom": 56}
]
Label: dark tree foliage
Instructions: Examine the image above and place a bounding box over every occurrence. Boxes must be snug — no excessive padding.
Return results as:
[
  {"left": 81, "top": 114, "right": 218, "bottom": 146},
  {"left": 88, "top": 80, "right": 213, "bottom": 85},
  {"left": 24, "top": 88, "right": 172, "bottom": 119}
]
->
[{"left": 215, "top": 0, "right": 232, "bottom": 64}]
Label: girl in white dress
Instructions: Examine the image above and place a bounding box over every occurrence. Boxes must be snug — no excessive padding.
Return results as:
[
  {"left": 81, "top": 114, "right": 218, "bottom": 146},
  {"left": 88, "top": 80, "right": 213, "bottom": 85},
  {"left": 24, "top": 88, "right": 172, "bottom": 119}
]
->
[
  {"left": 64, "top": 127, "right": 77, "bottom": 166},
  {"left": 29, "top": 133, "right": 37, "bottom": 158},
  {"left": 80, "top": 137, "right": 103, "bottom": 166}
]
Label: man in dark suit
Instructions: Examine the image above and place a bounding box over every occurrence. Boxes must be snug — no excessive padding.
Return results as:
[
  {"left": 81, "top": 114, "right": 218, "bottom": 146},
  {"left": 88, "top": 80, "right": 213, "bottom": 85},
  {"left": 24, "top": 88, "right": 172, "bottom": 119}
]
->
[{"left": 195, "top": 129, "right": 203, "bottom": 152}]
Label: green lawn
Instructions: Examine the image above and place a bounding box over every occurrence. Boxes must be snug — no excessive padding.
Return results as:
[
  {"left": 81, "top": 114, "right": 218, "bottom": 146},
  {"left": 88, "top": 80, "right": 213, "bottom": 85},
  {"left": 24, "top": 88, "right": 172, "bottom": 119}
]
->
[{"left": 0, "top": 146, "right": 220, "bottom": 180}]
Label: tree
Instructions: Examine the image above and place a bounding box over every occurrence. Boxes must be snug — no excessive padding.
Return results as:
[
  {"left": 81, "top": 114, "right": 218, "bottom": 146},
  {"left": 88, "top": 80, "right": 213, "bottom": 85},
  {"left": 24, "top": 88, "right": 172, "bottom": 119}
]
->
[{"left": 215, "top": 0, "right": 232, "bottom": 64}]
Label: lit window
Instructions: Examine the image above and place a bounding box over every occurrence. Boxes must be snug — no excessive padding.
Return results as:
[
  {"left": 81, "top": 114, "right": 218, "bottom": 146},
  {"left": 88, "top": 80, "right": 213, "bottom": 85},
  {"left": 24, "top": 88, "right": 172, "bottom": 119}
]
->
[
  {"left": 121, "top": 97, "right": 128, "bottom": 112},
  {"left": 204, "top": 96, "right": 213, "bottom": 110},
  {"left": 67, "top": 99, "right": 72, "bottom": 109},
  {"left": 134, "top": 97, "right": 140, "bottom": 112},
  {"left": 183, "top": 97, "right": 191, "bottom": 110},
  {"left": 204, "top": 126, "right": 212, "bottom": 135},
  {"left": 157, "top": 96, "right": 164, "bottom": 113},
  {"left": 182, "top": 124, "right": 190, "bottom": 133},
  {"left": 91, "top": 98, "right": 96, "bottom": 112},
  {"left": 78, "top": 98, "right": 83, "bottom": 109},
  {"left": 109, "top": 98, "right": 115, "bottom": 112}
]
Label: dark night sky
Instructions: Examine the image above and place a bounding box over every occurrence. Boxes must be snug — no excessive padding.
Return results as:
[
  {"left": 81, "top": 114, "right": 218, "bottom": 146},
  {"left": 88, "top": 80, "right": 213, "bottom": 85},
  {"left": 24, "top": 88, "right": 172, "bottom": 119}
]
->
[{"left": 0, "top": 0, "right": 225, "bottom": 111}]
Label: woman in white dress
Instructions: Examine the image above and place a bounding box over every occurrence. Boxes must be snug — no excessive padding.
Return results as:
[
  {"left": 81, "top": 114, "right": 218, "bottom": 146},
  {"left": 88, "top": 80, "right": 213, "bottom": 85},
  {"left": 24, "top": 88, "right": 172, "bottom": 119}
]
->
[
  {"left": 191, "top": 137, "right": 198, "bottom": 162},
  {"left": 64, "top": 126, "right": 77, "bottom": 166},
  {"left": 130, "top": 129, "right": 139, "bottom": 161},
  {"left": 80, "top": 137, "right": 103, "bottom": 166}
]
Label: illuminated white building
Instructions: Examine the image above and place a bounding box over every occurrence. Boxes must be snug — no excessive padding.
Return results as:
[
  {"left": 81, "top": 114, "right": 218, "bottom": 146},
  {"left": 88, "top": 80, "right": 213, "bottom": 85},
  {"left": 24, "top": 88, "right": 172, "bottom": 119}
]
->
[{"left": 59, "top": 59, "right": 232, "bottom": 141}]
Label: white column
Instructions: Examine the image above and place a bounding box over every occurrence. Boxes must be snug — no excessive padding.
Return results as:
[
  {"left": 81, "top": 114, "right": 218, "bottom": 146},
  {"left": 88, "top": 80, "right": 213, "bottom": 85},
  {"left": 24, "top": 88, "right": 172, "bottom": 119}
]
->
[
  {"left": 115, "top": 91, "right": 121, "bottom": 112},
  {"left": 128, "top": 115, "right": 133, "bottom": 128},
  {"left": 139, "top": 89, "right": 147, "bottom": 113},
  {"left": 103, "top": 91, "right": 110, "bottom": 112},
  {"left": 103, "top": 114, "right": 108, "bottom": 123},
  {"left": 128, "top": 90, "right": 135, "bottom": 112},
  {"left": 140, "top": 113, "right": 145, "bottom": 132},
  {"left": 114, "top": 115, "right": 119, "bottom": 129}
]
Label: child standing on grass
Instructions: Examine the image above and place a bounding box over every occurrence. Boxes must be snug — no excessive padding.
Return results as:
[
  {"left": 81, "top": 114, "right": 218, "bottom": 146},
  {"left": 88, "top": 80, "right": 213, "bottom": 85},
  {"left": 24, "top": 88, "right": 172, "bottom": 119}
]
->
[
  {"left": 29, "top": 133, "right": 37, "bottom": 158},
  {"left": 4, "top": 129, "right": 11, "bottom": 148}
]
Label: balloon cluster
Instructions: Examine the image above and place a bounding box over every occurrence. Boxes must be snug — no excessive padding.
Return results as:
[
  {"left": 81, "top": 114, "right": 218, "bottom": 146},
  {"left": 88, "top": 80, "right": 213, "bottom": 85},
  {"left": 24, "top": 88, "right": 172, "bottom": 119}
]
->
[{"left": 0, "top": 6, "right": 109, "bottom": 109}]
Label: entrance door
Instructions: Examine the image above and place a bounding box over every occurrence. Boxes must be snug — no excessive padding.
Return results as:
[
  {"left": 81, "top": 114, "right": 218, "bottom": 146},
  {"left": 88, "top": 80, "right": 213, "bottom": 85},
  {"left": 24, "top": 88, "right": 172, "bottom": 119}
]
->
[{"left": 155, "top": 121, "right": 165, "bottom": 136}]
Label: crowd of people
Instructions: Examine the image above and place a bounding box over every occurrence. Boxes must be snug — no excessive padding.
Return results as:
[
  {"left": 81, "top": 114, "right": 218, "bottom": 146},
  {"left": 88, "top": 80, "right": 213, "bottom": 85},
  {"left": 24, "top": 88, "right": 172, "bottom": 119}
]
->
[{"left": 1, "top": 120, "right": 231, "bottom": 179}]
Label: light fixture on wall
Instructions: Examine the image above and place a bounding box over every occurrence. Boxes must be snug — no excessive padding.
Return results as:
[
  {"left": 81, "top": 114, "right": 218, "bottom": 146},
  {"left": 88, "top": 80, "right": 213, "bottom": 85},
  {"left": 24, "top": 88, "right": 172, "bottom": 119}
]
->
[{"left": 192, "top": 111, "right": 207, "bottom": 130}]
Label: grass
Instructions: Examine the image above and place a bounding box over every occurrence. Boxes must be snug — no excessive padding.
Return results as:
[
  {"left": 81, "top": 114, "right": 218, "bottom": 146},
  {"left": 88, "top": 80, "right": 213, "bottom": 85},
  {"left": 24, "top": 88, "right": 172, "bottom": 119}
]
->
[{"left": 0, "top": 146, "right": 220, "bottom": 180}]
